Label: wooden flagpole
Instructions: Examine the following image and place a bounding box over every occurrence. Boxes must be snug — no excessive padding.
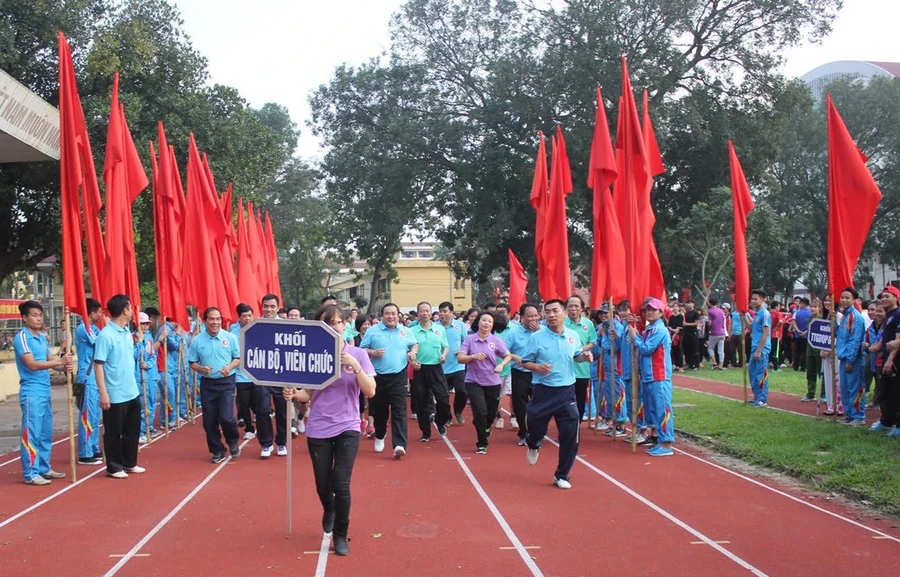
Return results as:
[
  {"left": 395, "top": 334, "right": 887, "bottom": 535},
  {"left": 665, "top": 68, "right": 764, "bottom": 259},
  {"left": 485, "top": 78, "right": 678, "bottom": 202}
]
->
[
  {"left": 609, "top": 297, "right": 617, "bottom": 443},
  {"left": 162, "top": 317, "right": 169, "bottom": 437},
  {"left": 64, "top": 310, "right": 77, "bottom": 482}
]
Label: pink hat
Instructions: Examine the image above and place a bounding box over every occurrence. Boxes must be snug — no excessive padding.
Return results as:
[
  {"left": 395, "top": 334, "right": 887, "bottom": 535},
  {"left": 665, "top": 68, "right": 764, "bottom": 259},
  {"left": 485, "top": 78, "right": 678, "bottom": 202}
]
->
[
  {"left": 138, "top": 312, "right": 150, "bottom": 323},
  {"left": 643, "top": 298, "right": 665, "bottom": 312}
]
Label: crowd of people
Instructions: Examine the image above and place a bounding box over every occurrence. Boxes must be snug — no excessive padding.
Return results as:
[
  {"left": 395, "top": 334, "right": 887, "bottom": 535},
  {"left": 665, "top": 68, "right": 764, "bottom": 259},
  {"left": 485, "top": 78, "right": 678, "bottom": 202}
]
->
[{"left": 12, "top": 284, "right": 900, "bottom": 555}]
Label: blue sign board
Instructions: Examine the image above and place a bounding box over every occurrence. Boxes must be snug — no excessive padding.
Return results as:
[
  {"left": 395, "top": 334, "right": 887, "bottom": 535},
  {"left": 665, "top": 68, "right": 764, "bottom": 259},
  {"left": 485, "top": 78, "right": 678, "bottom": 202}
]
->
[
  {"left": 807, "top": 318, "right": 833, "bottom": 351},
  {"left": 240, "top": 319, "right": 341, "bottom": 389}
]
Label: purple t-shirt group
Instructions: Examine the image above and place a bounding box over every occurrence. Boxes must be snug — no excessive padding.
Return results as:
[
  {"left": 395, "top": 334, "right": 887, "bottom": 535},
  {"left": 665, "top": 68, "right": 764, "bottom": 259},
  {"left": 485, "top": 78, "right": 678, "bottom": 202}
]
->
[
  {"left": 708, "top": 306, "right": 726, "bottom": 337},
  {"left": 305, "top": 345, "right": 375, "bottom": 439}
]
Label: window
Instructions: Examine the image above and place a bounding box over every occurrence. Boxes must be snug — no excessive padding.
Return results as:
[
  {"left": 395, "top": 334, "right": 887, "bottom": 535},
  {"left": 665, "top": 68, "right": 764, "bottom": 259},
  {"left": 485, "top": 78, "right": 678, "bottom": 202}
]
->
[
  {"left": 401, "top": 251, "right": 415, "bottom": 259},
  {"left": 349, "top": 286, "right": 358, "bottom": 298},
  {"left": 454, "top": 278, "right": 466, "bottom": 290},
  {"left": 418, "top": 250, "right": 433, "bottom": 259}
]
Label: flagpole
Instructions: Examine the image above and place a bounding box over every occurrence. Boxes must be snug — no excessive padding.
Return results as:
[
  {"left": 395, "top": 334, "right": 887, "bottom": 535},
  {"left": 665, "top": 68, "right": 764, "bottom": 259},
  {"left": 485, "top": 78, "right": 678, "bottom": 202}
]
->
[
  {"left": 140, "top": 331, "right": 151, "bottom": 443},
  {"left": 176, "top": 341, "right": 182, "bottom": 428},
  {"left": 64, "top": 309, "right": 77, "bottom": 482},
  {"left": 630, "top": 308, "right": 640, "bottom": 455},
  {"left": 162, "top": 317, "right": 169, "bottom": 437},
  {"left": 829, "top": 294, "right": 838, "bottom": 419},
  {"left": 286, "top": 396, "right": 293, "bottom": 534},
  {"left": 608, "top": 297, "right": 616, "bottom": 443},
  {"left": 741, "top": 315, "right": 748, "bottom": 403}
]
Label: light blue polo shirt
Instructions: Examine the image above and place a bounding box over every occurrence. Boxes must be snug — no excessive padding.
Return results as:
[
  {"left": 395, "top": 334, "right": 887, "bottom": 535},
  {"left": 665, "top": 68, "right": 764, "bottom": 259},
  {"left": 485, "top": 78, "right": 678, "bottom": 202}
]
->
[
  {"left": 439, "top": 318, "right": 467, "bottom": 374},
  {"left": 14, "top": 328, "right": 52, "bottom": 397},
  {"left": 229, "top": 323, "right": 252, "bottom": 383},
  {"left": 94, "top": 322, "right": 139, "bottom": 404},
  {"left": 75, "top": 321, "right": 99, "bottom": 385},
  {"left": 359, "top": 322, "right": 417, "bottom": 375},
  {"left": 521, "top": 326, "right": 582, "bottom": 387},
  {"left": 506, "top": 324, "right": 543, "bottom": 373},
  {"left": 188, "top": 329, "right": 240, "bottom": 379},
  {"left": 751, "top": 306, "right": 772, "bottom": 354}
]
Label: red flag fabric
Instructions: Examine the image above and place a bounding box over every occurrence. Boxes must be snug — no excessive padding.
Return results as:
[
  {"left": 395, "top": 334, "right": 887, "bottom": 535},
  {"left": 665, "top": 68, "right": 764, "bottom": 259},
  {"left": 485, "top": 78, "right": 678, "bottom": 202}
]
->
[
  {"left": 236, "top": 199, "right": 259, "bottom": 309},
  {"left": 508, "top": 249, "right": 527, "bottom": 315},
  {"left": 641, "top": 90, "right": 666, "bottom": 302},
  {"left": 221, "top": 183, "right": 238, "bottom": 254},
  {"left": 182, "top": 134, "right": 222, "bottom": 316},
  {"left": 728, "top": 141, "right": 755, "bottom": 313},
  {"left": 264, "top": 212, "right": 282, "bottom": 303},
  {"left": 152, "top": 123, "right": 188, "bottom": 328},
  {"left": 246, "top": 203, "right": 269, "bottom": 308},
  {"left": 529, "top": 131, "right": 555, "bottom": 301},
  {"left": 588, "top": 87, "right": 626, "bottom": 308},
  {"left": 544, "top": 126, "right": 573, "bottom": 299},
  {"left": 613, "top": 58, "right": 650, "bottom": 308},
  {"left": 826, "top": 94, "right": 882, "bottom": 295},
  {"left": 103, "top": 73, "right": 148, "bottom": 313},
  {"left": 200, "top": 161, "right": 239, "bottom": 325},
  {"left": 57, "top": 33, "right": 88, "bottom": 320}
]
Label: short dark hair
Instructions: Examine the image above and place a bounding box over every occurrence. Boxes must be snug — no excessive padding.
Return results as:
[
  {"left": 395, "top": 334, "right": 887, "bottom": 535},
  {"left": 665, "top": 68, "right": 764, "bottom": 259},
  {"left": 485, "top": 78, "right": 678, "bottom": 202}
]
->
[
  {"left": 439, "top": 301, "right": 454, "bottom": 311},
  {"left": 519, "top": 302, "right": 539, "bottom": 317},
  {"left": 144, "top": 306, "right": 160, "bottom": 318},
  {"left": 261, "top": 294, "right": 279, "bottom": 305},
  {"left": 496, "top": 303, "right": 510, "bottom": 313},
  {"left": 287, "top": 307, "right": 301, "bottom": 315},
  {"left": 708, "top": 298, "right": 718, "bottom": 306},
  {"left": 381, "top": 303, "right": 400, "bottom": 315},
  {"left": 416, "top": 301, "right": 432, "bottom": 312},
  {"left": 842, "top": 287, "right": 860, "bottom": 300},
  {"left": 491, "top": 311, "right": 508, "bottom": 333},
  {"left": 483, "top": 303, "right": 497, "bottom": 310},
  {"left": 544, "top": 298, "right": 565, "bottom": 310},
  {"left": 277, "top": 308, "right": 287, "bottom": 315},
  {"left": 566, "top": 294, "right": 585, "bottom": 308},
  {"left": 86, "top": 298, "right": 101, "bottom": 315},
  {"left": 320, "top": 295, "right": 338, "bottom": 304},
  {"left": 107, "top": 294, "right": 130, "bottom": 318},
  {"left": 800, "top": 297, "right": 810, "bottom": 305},
  {"left": 616, "top": 300, "right": 630, "bottom": 312},
  {"left": 203, "top": 307, "right": 221, "bottom": 320},
  {"left": 19, "top": 300, "right": 42, "bottom": 316},
  {"left": 236, "top": 303, "right": 253, "bottom": 316},
  {"left": 314, "top": 303, "right": 345, "bottom": 325},
  {"left": 750, "top": 289, "right": 767, "bottom": 299}
]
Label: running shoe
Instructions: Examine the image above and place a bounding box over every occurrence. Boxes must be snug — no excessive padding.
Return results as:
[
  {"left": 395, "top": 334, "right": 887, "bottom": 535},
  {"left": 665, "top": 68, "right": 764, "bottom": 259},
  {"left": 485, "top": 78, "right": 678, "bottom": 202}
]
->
[
  {"left": 526, "top": 447, "right": 540, "bottom": 465},
  {"left": 553, "top": 477, "right": 572, "bottom": 489},
  {"left": 393, "top": 446, "right": 406, "bottom": 459},
  {"left": 475, "top": 447, "right": 487, "bottom": 455}
]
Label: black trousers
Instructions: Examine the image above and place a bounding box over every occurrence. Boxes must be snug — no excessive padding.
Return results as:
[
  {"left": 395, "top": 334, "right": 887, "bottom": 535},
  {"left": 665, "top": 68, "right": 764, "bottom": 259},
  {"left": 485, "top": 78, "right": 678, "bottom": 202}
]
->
[
  {"left": 525, "top": 384, "right": 579, "bottom": 481},
  {"left": 370, "top": 369, "right": 408, "bottom": 449},
  {"left": 466, "top": 383, "right": 500, "bottom": 449},
  {"left": 200, "top": 376, "right": 239, "bottom": 456},
  {"left": 308, "top": 431, "right": 360, "bottom": 538},
  {"left": 792, "top": 338, "right": 807, "bottom": 371},
  {"left": 448, "top": 371, "right": 467, "bottom": 415},
  {"left": 511, "top": 369, "right": 533, "bottom": 440},
  {"left": 412, "top": 364, "right": 451, "bottom": 436},
  {"left": 236, "top": 382, "right": 256, "bottom": 433},
  {"left": 255, "top": 385, "right": 288, "bottom": 448},
  {"left": 103, "top": 395, "right": 141, "bottom": 474},
  {"left": 574, "top": 378, "right": 589, "bottom": 421},
  {"left": 682, "top": 332, "right": 699, "bottom": 369},
  {"left": 878, "top": 370, "right": 900, "bottom": 427}
]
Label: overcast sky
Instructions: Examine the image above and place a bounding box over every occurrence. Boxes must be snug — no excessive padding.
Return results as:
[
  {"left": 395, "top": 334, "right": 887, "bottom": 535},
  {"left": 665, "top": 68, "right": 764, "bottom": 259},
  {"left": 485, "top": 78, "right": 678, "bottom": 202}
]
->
[{"left": 172, "top": 0, "right": 900, "bottom": 161}]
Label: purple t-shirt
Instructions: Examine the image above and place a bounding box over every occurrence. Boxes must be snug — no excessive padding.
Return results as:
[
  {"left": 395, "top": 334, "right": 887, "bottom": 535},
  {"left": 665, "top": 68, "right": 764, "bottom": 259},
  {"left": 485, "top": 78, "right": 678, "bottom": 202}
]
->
[
  {"left": 306, "top": 345, "right": 375, "bottom": 439},
  {"left": 708, "top": 306, "right": 726, "bottom": 336},
  {"left": 458, "top": 333, "right": 510, "bottom": 386}
]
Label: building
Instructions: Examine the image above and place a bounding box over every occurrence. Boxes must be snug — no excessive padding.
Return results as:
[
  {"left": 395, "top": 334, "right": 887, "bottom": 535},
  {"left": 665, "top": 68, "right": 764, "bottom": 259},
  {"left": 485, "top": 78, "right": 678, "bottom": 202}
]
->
[
  {"left": 328, "top": 242, "right": 472, "bottom": 313},
  {"left": 801, "top": 60, "right": 900, "bottom": 102}
]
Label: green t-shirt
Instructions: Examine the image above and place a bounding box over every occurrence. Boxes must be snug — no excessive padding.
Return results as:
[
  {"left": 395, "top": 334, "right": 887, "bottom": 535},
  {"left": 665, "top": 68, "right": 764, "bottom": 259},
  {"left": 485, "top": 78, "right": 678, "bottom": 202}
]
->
[
  {"left": 496, "top": 326, "right": 514, "bottom": 377},
  {"left": 411, "top": 322, "right": 449, "bottom": 365},
  {"left": 565, "top": 316, "right": 597, "bottom": 379}
]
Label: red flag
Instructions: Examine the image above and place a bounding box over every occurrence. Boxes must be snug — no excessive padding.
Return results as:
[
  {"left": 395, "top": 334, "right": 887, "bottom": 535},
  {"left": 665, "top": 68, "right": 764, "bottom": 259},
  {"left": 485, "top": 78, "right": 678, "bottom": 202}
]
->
[
  {"left": 236, "top": 199, "right": 259, "bottom": 309},
  {"left": 182, "top": 134, "right": 222, "bottom": 316},
  {"left": 221, "top": 183, "right": 238, "bottom": 254},
  {"left": 613, "top": 58, "right": 650, "bottom": 308},
  {"left": 728, "top": 141, "right": 755, "bottom": 313},
  {"left": 588, "top": 88, "right": 625, "bottom": 308},
  {"left": 246, "top": 202, "right": 268, "bottom": 308},
  {"left": 641, "top": 90, "right": 667, "bottom": 302},
  {"left": 152, "top": 123, "right": 188, "bottom": 328},
  {"left": 508, "top": 249, "right": 527, "bottom": 315},
  {"left": 199, "top": 160, "right": 239, "bottom": 325},
  {"left": 826, "top": 94, "right": 882, "bottom": 295},
  {"left": 544, "top": 126, "right": 572, "bottom": 299},
  {"left": 57, "top": 33, "right": 88, "bottom": 320},
  {"left": 529, "top": 131, "right": 555, "bottom": 301},
  {"left": 264, "top": 212, "right": 282, "bottom": 303},
  {"left": 103, "top": 73, "right": 148, "bottom": 313}
]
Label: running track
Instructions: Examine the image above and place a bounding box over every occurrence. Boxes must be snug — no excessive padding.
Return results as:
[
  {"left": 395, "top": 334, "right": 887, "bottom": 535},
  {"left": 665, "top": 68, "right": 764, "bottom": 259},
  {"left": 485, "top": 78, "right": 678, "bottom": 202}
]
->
[{"left": 0, "top": 402, "right": 898, "bottom": 577}]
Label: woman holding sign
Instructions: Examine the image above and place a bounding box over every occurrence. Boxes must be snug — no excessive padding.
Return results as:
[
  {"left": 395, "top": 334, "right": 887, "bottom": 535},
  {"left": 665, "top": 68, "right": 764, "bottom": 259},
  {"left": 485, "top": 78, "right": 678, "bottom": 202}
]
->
[{"left": 283, "top": 304, "right": 376, "bottom": 556}]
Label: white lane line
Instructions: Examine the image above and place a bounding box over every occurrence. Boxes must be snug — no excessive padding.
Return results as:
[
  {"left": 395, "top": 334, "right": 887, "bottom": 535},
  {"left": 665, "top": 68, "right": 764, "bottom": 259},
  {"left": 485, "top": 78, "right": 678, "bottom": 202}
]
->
[
  {"left": 102, "top": 438, "right": 249, "bottom": 577},
  {"left": 0, "top": 414, "right": 201, "bottom": 531},
  {"left": 438, "top": 428, "right": 545, "bottom": 577},
  {"left": 673, "top": 447, "right": 900, "bottom": 544},
  {"left": 0, "top": 435, "right": 78, "bottom": 468},
  {"left": 313, "top": 532, "right": 332, "bottom": 577},
  {"left": 543, "top": 437, "right": 771, "bottom": 577}
]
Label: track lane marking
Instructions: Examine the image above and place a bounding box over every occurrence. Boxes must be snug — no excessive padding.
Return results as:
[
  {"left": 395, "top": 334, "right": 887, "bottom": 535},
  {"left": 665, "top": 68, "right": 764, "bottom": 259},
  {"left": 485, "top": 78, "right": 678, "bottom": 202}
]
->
[{"left": 0, "top": 435, "right": 76, "bottom": 468}]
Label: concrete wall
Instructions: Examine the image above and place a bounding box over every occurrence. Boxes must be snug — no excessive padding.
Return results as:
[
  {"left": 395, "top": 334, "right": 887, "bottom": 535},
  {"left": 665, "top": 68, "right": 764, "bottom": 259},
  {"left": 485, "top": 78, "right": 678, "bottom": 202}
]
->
[
  {"left": 0, "top": 361, "right": 19, "bottom": 402},
  {"left": 391, "top": 263, "right": 472, "bottom": 312}
]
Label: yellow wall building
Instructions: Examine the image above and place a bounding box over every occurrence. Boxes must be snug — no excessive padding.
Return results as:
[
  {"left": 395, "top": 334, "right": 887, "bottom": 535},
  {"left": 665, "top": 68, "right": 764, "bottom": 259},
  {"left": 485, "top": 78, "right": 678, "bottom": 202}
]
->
[{"left": 329, "top": 242, "right": 472, "bottom": 314}]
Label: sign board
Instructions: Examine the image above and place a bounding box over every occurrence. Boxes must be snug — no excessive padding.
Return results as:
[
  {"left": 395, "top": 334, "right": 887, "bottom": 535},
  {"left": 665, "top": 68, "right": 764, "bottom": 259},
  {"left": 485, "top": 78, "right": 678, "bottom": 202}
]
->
[
  {"left": 240, "top": 319, "right": 341, "bottom": 389},
  {"left": 807, "top": 318, "right": 833, "bottom": 351},
  {"left": 0, "top": 299, "right": 25, "bottom": 320},
  {"left": 0, "top": 68, "right": 60, "bottom": 162}
]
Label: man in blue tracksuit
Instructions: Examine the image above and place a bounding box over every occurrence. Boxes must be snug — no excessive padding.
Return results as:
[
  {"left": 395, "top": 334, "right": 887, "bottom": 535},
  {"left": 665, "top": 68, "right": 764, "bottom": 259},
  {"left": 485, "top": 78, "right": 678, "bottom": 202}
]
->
[
  {"left": 748, "top": 289, "right": 772, "bottom": 407},
  {"left": 616, "top": 300, "right": 647, "bottom": 441},
  {"left": 596, "top": 305, "right": 628, "bottom": 436},
  {"left": 15, "top": 300, "right": 74, "bottom": 484},
  {"left": 837, "top": 287, "right": 866, "bottom": 425},
  {"left": 521, "top": 299, "right": 594, "bottom": 489},
  {"left": 135, "top": 312, "right": 160, "bottom": 442},
  {"left": 162, "top": 319, "right": 189, "bottom": 427},
  {"left": 75, "top": 298, "right": 103, "bottom": 465},
  {"left": 628, "top": 298, "right": 674, "bottom": 456}
]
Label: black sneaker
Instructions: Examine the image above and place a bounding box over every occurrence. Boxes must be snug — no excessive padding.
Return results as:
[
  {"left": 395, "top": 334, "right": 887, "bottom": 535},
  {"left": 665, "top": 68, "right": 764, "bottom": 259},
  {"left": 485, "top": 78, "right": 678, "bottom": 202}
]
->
[
  {"left": 638, "top": 435, "right": 656, "bottom": 446},
  {"left": 229, "top": 443, "right": 240, "bottom": 458},
  {"left": 475, "top": 446, "right": 487, "bottom": 455},
  {"left": 419, "top": 436, "right": 431, "bottom": 442},
  {"left": 237, "top": 418, "right": 245, "bottom": 428},
  {"left": 437, "top": 423, "right": 447, "bottom": 436},
  {"left": 211, "top": 454, "right": 226, "bottom": 464},
  {"left": 78, "top": 457, "right": 103, "bottom": 465},
  {"left": 455, "top": 412, "right": 465, "bottom": 425}
]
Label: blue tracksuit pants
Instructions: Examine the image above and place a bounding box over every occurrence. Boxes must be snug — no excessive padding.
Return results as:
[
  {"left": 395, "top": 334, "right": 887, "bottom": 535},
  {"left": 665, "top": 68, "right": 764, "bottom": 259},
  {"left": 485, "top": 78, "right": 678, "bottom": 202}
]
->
[
  {"left": 624, "top": 378, "right": 647, "bottom": 428},
  {"left": 600, "top": 376, "right": 628, "bottom": 423},
  {"left": 20, "top": 394, "right": 52, "bottom": 481},
  {"left": 644, "top": 379, "right": 675, "bottom": 443},
  {"left": 748, "top": 356, "right": 769, "bottom": 404},
  {"left": 77, "top": 384, "right": 101, "bottom": 458},
  {"left": 840, "top": 360, "right": 866, "bottom": 421}
]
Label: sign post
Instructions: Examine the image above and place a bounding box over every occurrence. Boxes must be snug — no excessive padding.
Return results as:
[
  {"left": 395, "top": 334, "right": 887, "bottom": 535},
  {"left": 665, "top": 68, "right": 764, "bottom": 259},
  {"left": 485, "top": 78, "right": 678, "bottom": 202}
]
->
[{"left": 240, "top": 319, "right": 342, "bottom": 534}]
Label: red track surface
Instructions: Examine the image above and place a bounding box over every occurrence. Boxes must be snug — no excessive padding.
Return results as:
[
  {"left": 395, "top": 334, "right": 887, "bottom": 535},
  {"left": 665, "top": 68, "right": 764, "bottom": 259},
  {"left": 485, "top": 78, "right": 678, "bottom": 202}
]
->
[{"left": 0, "top": 400, "right": 898, "bottom": 577}]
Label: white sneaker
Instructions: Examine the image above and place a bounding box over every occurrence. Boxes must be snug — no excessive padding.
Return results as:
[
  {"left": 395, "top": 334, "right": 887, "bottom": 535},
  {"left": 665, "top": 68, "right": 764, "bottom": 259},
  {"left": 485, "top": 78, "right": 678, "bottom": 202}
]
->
[
  {"left": 526, "top": 447, "right": 540, "bottom": 466},
  {"left": 107, "top": 470, "right": 128, "bottom": 479},
  {"left": 291, "top": 426, "right": 298, "bottom": 437},
  {"left": 125, "top": 466, "right": 146, "bottom": 474},
  {"left": 595, "top": 421, "right": 610, "bottom": 431},
  {"left": 494, "top": 417, "right": 504, "bottom": 429},
  {"left": 138, "top": 436, "right": 148, "bottom": 444},
  {"left": 393, "top": 446, "right": 406, "bottom": 459},
  {"left": 297, "top": 420, "right": 306, "bottom": 434},
  {"left": 243, "top": 431, "right": 256, "bottom": 440},
  {"left": 260, "top": 445, "right": 273, "bottom": 459},
  {"left": 276, "top": 445, "right": 287, "bottom": 457},
  {"left": 374, "top": 438, "right": 385, "bottom": 453},
  {"left": 509, "top": 417, "right": 519, "bottom": 430},
  {"left": 553, "top": 477, "right": 572, "bottom": 489}
]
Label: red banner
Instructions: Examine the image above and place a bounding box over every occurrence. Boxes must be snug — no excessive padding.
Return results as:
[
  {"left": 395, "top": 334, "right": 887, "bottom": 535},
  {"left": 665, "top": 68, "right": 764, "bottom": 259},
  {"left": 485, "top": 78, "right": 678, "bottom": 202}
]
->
[{"left": 0, "top": 299, "right": 25, "bottom": 320}]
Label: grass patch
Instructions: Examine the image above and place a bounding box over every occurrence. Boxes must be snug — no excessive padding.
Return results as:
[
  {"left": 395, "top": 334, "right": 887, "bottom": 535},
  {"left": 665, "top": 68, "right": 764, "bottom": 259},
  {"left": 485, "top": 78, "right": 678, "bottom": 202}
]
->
[
  {"left": 673, "top": 388, "right": 900, "bottom": 516},
  {"left": 685, "top": 366, "right": 808, "bottom": 397}
]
